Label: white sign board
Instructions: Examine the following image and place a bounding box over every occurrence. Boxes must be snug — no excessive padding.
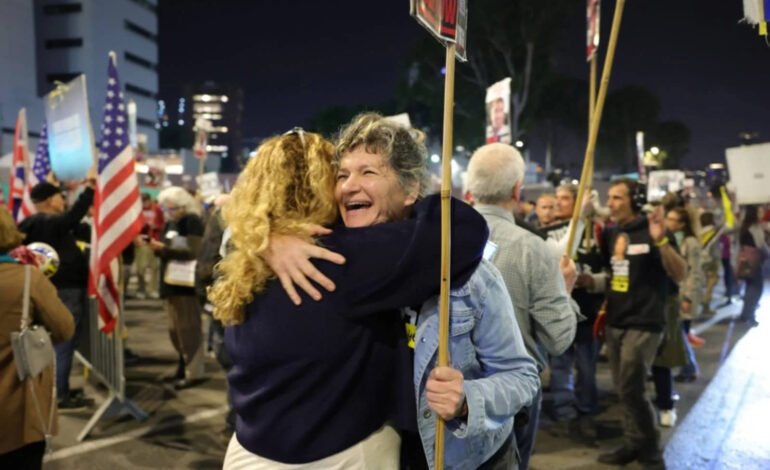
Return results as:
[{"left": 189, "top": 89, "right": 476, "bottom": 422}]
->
[
  {"left": 647, "top": 170, "right": 685, "bottom": 203},
  {"left": 726, "top": 143, "right": 770, "bottom": 205}
]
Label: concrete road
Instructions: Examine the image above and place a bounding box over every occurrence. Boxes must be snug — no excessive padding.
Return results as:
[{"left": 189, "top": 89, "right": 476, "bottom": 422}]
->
[{"left": 45, "top": 284, "right": 769, "bottom": 469}]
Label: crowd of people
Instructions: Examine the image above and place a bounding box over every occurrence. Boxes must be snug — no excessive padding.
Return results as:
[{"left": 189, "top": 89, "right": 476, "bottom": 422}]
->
[{"left": 1, "top": 112, "right": 768, "bottom": 470}]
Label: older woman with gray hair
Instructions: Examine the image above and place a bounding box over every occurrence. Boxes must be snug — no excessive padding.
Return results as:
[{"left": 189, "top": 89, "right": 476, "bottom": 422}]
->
[
  {"left": 149, "top": 186, "right": 205, "bottom": 389},
  {"left": 263, "top": 115, "right": 539, "bottom": 469}
]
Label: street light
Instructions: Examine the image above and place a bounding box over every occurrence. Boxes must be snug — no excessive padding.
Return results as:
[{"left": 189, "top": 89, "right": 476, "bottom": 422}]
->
[
  {"left": 514, "top": 140, "right": 524, "bottom": 149},
  {"left": 650, "top": 146, "right": 660, "bottom": 156}
]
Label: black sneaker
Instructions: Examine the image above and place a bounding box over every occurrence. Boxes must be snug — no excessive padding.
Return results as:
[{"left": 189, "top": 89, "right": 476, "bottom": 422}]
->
[
  {"left": 598, "top": 446, "right": 639, "bottom": 465},
  {"left": 58, "top": 394, "right": 94, "bottom": 410}
]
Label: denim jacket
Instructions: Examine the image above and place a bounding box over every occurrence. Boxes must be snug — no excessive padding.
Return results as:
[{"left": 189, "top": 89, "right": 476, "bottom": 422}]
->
[{"left": 412, "top": 260, "right": 540, "bottom": 469}]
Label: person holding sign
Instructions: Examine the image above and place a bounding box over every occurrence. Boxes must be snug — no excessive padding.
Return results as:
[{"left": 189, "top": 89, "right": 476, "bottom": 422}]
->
[
  {"left": 596, "top": 179, "right": 686, "bottom": 468},
  {"left": 211, "top": 127, "right": 490, "bottom": 469},
  {"left": 19, "top": 173, "right": 96, "bottom": 410},
  {"left": 259, "top": 116, "right": 537, "bottom": 469}
]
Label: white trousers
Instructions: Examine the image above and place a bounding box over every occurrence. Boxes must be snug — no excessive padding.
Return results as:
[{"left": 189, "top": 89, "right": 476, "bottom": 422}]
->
[{"left": 223, "top": 425, "right": 400, "bottom": 470}]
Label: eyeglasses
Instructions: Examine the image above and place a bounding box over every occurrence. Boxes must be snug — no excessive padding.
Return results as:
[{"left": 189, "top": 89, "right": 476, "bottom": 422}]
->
[{"left": 283, "top": 127, "right": 306, "bottom": 151}]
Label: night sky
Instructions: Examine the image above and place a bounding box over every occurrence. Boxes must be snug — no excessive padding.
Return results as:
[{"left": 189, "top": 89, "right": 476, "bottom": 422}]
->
[{"left": 159, "top": 0, "right": 770, "bottom": 169}]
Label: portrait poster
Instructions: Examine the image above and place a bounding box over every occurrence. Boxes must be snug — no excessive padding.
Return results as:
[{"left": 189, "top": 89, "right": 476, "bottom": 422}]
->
[{"left": 485, "top": 77, "right": 512, "bottom": 145}]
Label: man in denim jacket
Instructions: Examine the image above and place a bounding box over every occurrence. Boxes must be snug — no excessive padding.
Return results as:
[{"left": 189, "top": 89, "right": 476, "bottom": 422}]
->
[{"left": 410, "top": 258, "right": 540, "bottom": 469}]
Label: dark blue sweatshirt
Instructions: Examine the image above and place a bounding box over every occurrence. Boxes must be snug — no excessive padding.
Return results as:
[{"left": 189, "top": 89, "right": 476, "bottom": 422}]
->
[{"left": 225, "top": 196, "right": 488, "bottom": 463}]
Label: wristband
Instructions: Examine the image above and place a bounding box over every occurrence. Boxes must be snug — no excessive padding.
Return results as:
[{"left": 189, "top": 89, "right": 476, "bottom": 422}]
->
[{"left": 655, "top": 237, "right": 669, "bottom": 248}]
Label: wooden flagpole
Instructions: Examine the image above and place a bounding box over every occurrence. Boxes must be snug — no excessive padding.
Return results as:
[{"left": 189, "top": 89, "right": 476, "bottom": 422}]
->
[
  {"left": 434, "top": 42, "right": 456, "bottom": 470},
  {"left": 565, "top": 0, "right": 626, "bottom": 256},
  {"left": 587, "top": 54, "right": 597, "bottom": 190}
]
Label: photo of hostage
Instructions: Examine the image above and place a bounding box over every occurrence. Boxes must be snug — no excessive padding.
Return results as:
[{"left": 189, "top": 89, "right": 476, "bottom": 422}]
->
[
  {"left": 211, "top": 114, "right": 539, "bottom": 470},
  {"left": 486, "top": 97, "right": 511, "bottom": 144}
]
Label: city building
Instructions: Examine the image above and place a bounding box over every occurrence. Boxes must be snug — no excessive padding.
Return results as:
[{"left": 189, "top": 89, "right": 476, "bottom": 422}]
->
[
  {"left": 183, "top": 82, "right": 243, "bottom": 173},
  {"left": 0, "top": 0, "right": 159, "bottom": 159}
]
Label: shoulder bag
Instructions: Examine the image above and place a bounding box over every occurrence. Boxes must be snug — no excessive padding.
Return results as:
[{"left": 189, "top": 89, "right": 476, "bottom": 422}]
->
[{"left": 10, "top": 265, "right": 56, "bottom": 452}]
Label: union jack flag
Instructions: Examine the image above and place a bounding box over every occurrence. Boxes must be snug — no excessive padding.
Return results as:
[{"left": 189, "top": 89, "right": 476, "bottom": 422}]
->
[
  {"left": 89, "top": 53, "right": 143, "bottom": 333},
  {"left": 8, "top": 109, "right": 28, "bottom": 221},
  {"left": 16, "top": 123, "right": 53, "bottom": 222}
]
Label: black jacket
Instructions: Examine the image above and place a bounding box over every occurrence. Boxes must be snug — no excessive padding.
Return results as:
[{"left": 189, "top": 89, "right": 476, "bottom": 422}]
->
[{"left": 19, "top": 187, "right": 94, "bottom": 289}]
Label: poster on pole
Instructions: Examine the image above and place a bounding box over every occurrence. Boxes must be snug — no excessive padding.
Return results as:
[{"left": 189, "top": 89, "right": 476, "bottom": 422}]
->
[
  {"left": 410, "top": 0, "right": 468, "bottom": 61},
  {"left": 45, "top": 75, "right": 95, "bottom": 180},
  {"left": 587, "top": 0, "right": 601, "bottom": 61},
  {"left": 384, "top": 113, "right": 412, "bottom": 128},
  {"left": 726, "top": 142, "right": 770, "bottom": 204},
  {"left": 485, "top": 77, "right": 512, "bottom": 144},
  {"left": 635, "top": 131, "right": 646, "bottom": 182},
  {"left": 647, "top": 170, "right": 685, "bottom": 203}
]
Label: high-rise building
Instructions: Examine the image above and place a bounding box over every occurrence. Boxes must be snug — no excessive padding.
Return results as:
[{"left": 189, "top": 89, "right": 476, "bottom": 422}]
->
[
  {"left": 0, "top": 0, "right": 45, "bottom": 155},
  {"left": 0, "top": 0, "right": 159, "bottom": 157},
  {"left": 183, "top": 82, "right": 243, "bottom": 173}
]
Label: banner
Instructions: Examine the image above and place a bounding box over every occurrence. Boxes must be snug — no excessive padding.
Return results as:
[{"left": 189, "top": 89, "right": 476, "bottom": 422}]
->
[
  {"left": 45, "top": 75, "right": 96, "bottom": 180},
  {"left": 384, "top": 113, "right": 412, "bottom": 128},
  {"left": 635, "top": 131, "right": 646, "bottom": 182},
  {"left": 743, "top": 0, "right": 769, "bottom": 36},
  {"left": 485, "top": 78, "right": 512, "bottom": 144},
  {"left": 647, "top": 170, "right": 686, "bottom": 203},
  {"left": 587, "top": 0, "right": 601, "bottom": 61},
  {"left": 726, "top": 142, "right": 770, "bottom": 204},
  {"left": 410, "top": 0, "right": 468, "bottom": 61}
]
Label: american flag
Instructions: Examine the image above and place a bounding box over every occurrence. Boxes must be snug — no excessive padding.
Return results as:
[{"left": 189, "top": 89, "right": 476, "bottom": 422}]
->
[
  {"left": 16, "top": 124, "right": 53, "bottom": 222},
  {"left": 8, "top": 109, "right": 28, "bottom": 221},
  {"left": 89, "top": 53, "right": 143, "bottom": 333}
]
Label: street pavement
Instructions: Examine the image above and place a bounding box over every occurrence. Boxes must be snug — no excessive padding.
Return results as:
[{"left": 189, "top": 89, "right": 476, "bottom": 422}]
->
[{"left": 44, "top": 284, "right": 769, "bottom": 469}]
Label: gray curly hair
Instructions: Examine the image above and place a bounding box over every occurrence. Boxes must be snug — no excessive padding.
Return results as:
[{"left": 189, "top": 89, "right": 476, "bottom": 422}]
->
[{"left": 335, "top": 113, "right": 430, "bottom": 198}]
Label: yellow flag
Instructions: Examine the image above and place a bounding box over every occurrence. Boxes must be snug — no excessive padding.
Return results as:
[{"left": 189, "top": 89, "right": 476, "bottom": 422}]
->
[{"left": 720, "top": 187, "right": 734, "bottom": 229}]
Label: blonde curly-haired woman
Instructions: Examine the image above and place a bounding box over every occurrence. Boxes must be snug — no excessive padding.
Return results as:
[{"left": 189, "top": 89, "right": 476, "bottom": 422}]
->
[{"left": 211, "top": 128, "right": 488, "bottom": 469}]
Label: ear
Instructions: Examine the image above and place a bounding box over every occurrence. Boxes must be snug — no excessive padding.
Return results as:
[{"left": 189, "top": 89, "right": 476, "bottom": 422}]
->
[
  {"left": 512, "top": 181, "right": 522, "bottom": 202},
  {"left": 403, "top": 183, "right": 419, "bottom": 207}
]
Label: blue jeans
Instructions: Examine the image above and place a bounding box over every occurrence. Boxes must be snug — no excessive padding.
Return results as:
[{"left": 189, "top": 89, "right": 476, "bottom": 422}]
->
[
  {"left": 55, "top": 288, "right": 88, "bottom": 398},
  {"left": 514, "top": 387, "right": 541, "bottom": 470},
  {"left": 680, "top": 322, "right": 699, "bottom": 378},
  {"left": 550, "top": 325, "right": 599, "bottom": 419}
]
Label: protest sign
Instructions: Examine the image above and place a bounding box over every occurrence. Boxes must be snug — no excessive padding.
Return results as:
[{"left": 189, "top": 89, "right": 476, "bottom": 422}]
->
[
  {"left": 45, "top": 75, "right": 95, "bottom": 180},
  {"left": 485, "top": 78, "right": 512, "bottom": 144},
  {"left": 726, "top": 142, "right": 770, "bottom": 204}
]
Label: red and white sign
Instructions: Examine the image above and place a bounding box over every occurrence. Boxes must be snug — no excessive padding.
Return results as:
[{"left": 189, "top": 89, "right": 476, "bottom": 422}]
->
[
  {"left": 411, "top": 0, "right": 468, "bottom": 61},
  {"left": 587, "top": 0, "right": 600, "bottom": 62}
]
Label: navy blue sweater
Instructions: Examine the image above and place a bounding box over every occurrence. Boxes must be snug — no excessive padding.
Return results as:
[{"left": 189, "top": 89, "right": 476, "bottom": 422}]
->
[{"left": 225, "top": 196, "right": 488, "bottom": 463}]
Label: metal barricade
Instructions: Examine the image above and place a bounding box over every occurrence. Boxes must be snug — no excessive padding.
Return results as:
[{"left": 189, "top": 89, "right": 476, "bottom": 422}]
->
[{"left": 74, "top": 298, "right": 147, "bottom": 441}]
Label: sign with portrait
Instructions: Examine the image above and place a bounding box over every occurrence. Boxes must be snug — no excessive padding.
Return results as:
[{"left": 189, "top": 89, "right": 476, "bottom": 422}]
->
[
  {"left": 410, "top": 0, "right": 468, "bottom": 61},
  {"left": 485, "top": 77, "right": 512, "bottom": 144}
]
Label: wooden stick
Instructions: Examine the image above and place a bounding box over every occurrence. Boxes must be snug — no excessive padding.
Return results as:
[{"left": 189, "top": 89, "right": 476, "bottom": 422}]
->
[
  {"left": 434, "top": 42, "right": 456, "bottom": 470},
  {"left": 587, "top": 54, "right": 597, "bottom": 190},
  {"left": 564, "top": 0, "right": 626, "bottom": 256}
]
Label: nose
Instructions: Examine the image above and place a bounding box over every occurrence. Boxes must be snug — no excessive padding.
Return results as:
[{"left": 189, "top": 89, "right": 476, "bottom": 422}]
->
[{"left": 339, "top": 173, "right": 361, "bottom": 194}]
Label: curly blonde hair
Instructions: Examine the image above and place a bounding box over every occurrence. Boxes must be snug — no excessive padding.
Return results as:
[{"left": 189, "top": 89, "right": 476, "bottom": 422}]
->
[{"left": 209, "top": 131, "right": 338, "bottom": 325}]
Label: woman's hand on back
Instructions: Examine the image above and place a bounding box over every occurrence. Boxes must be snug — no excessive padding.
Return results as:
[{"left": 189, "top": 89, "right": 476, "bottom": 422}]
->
[{"left": 262, "top": 225, "right": 346, "bottom": 305}]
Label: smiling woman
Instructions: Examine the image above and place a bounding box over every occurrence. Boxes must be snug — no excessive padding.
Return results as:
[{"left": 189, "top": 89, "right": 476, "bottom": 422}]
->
[{"left": 334, "top": 113, "right": 430, "bottom": 229}]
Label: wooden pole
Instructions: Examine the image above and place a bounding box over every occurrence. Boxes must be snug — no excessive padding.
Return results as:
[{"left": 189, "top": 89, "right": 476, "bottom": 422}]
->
[
  {"left": 587, "top": 54, "right": 597, "bottom": 190},
  {"left": 434, "top": 42, "right": 456, "bottom": 470},
  {"left": 564, "top": 0, "right": 626, "bottom": 256}
]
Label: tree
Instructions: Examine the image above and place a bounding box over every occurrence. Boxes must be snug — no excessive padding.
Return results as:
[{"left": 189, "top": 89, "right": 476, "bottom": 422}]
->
[
  {"left": 596, "top": 86, "right": 661, "bottom": 170},
  {"left": 649, "top": 120, "right": 690, "bottom": 169},
  {"left": 531, "top": 75, "right": 589, "bottom": 170},
  {"left": 395, "top": 0, "right": 572, "bottom": 148}
]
